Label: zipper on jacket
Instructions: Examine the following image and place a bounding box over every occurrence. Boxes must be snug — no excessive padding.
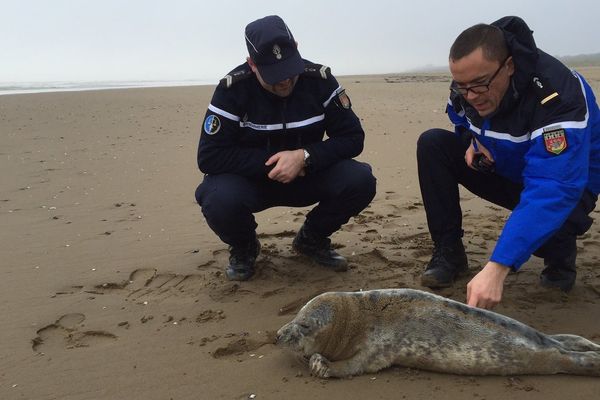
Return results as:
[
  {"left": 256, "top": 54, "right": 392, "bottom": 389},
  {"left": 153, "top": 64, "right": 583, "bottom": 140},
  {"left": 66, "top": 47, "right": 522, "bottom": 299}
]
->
[
  {"left": 481, "top": 118, "right": 490, "bottom": 137},
  {"left": 281, "top": 98, "right": 288, "bottom": 149},
  {"left": 479, "top": 118, "right": 497, "bottom": 159}
]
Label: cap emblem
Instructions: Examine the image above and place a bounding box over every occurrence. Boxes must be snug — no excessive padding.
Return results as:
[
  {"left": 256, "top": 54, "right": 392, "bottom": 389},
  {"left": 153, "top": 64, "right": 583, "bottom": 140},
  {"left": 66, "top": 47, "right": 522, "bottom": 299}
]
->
[{"left": 272, "top": 44, "right": 282, "bottom": 60}]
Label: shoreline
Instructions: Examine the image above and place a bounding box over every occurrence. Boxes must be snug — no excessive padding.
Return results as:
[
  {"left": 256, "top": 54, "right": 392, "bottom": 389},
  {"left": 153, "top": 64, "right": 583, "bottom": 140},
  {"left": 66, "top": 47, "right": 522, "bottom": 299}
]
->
[
  {"left": 0, "top": 79, "right": 217, "bottom": 96},
  {"left": 0, "top": 72, "right": 454, "bottom": 97},
  {"left": 2, "top": 64, "right": 598, "bottom": 97}
]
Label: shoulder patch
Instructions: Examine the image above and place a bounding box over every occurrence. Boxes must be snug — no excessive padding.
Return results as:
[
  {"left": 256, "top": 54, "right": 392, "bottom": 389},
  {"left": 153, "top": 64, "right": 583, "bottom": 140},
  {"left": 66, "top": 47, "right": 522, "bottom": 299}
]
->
[
  {"left": 542, "top": 127, "right": 567, "bottom": 155},
  {"left": 220, "top": 67, "right": 253, "bottom": 88},
  {"left": 333, "top": 89, "right": 352, "bottom": 109},
  {"left": 532, "top": 76, "right": 560, "bottom": 106},
  {"left": 302, "top": 63, "right": 331, "bottom": 79},
  {"left": 203, "top": 115, "right": 221, "bottom": 135}
]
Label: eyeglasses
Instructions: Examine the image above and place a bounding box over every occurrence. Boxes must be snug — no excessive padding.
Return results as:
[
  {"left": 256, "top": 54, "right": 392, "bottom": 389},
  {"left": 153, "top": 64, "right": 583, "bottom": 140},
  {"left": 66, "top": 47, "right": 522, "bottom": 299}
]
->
[{"left": 450, "top": 57, "right": 509, "bottom": 96}]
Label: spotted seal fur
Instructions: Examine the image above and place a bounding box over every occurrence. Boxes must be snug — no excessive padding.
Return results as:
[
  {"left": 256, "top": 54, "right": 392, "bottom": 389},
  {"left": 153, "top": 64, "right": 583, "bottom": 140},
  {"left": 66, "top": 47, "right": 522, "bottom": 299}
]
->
[{"left": 276, "top": 289, "right": 600, "bottom": 378}]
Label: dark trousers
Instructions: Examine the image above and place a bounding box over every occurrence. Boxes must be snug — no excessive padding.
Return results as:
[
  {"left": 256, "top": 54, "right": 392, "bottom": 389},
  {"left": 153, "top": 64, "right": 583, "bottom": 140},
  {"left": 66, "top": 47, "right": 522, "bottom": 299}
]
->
[
  {"left": 195, "top": 159, "right": 376, "bottom": 247},
  {"left": 416, "top": 128, "right": 597, "bottom": 262}
]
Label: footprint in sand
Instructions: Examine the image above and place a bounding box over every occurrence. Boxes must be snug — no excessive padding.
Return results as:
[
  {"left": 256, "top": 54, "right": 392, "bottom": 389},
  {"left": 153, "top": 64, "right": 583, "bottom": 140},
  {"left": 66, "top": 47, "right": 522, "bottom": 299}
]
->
[
  {"left": 95, "top": 265, "right": 261, "bottom": 304},
  {"left": 93, "top": 267, "right": 208, "bottom": 303},
  {"left": 211, "top": 331, "right": 276, "bottom": 359},
  {"left": 124, "top": 268, "right": 206, "bottom": 301},
  {"left": 257, "top": 230, "right": 296, "bottom": 239},
  {"left": 383, "top": 191, "right": 400, "bottom": 201},
  {"left": 32, "top": 313, "right": 117, "bottom": 352},
  {"left": 110, "top": 201, "right": 140, "bottom": 223},
  {"left": 361, "top": 229, "right": 382, "bottom": 242},
  {"left": 196, "top": 309, "right": 226, "bottom": 323}
]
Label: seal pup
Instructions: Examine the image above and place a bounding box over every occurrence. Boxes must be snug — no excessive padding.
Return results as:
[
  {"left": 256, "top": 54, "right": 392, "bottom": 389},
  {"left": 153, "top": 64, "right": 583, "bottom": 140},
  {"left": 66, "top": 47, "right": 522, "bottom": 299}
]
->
[{"left": 276, "top": 289, "right": 600, "bottom": 378}]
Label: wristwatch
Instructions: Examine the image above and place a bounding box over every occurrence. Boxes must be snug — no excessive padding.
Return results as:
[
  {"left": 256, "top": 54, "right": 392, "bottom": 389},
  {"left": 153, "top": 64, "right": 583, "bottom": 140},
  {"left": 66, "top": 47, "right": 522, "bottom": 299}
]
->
[{"left": 303, "top": 149, "right": 312, "bottom": 171}]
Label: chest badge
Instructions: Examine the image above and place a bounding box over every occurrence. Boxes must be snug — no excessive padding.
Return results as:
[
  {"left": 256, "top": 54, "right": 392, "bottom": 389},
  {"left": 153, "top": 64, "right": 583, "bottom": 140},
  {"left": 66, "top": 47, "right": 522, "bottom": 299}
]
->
[{"left": 542, "top": 128, "right": 567, "bottom": 155}]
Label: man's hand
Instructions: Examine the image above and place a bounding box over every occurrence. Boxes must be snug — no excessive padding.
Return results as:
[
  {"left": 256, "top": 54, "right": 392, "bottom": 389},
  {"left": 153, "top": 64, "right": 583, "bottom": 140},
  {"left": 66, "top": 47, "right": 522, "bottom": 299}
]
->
[
  {"left": 466, "top": 261, "right": 511, "bottom": 309},
  {"left": 266, "top": 149, "right": 305, "bottom": 183},
  {"left": 465, "top": 138, "right": 494, "bottom": 170}
]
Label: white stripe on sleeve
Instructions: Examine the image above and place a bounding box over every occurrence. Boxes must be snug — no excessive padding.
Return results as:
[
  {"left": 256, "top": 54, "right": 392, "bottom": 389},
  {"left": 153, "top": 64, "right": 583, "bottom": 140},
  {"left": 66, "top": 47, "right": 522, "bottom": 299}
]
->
[{"left": 208, "top": 104, "right": 241, "bottom": 122}]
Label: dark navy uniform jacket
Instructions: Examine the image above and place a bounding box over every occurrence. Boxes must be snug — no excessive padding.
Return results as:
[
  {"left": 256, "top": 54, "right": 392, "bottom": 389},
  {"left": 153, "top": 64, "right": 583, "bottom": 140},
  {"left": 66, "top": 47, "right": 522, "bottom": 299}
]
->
[
  {"left": 447, "top": 16, "right": 600, "bottom": 269},
  {"left": 198, "top": 61, "right": 364, "bottom": 180}
]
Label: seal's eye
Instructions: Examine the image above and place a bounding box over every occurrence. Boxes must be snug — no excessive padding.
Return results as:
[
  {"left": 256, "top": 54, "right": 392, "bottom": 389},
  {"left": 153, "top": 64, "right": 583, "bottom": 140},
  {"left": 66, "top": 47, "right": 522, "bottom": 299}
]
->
[{"left": 297, "top": 322, "right": 311, "bottom": 332}]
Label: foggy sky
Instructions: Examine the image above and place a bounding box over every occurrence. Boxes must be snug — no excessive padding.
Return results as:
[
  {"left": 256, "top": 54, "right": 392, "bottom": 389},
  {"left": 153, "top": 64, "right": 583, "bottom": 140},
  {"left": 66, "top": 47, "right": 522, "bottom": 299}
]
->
[{"left": 3, "top": 0, "right": 599, "bottom": 83}]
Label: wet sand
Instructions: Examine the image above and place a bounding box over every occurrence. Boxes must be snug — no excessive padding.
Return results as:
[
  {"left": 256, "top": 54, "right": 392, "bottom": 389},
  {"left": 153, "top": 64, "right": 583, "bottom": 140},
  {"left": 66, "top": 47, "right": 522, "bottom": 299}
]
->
[{"left": 1, "top": 67, "right": 600, "bottom": 399}]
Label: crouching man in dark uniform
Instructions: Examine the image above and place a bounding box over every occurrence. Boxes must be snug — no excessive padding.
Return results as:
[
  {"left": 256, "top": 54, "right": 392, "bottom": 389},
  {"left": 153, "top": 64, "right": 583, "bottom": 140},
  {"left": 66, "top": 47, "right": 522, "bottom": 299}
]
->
[
  {"left": 195, "top": 15, "right": 376, "bottom": 281},
  {"left": 417, "top": 16, "right": 600, "bottom": 308}
]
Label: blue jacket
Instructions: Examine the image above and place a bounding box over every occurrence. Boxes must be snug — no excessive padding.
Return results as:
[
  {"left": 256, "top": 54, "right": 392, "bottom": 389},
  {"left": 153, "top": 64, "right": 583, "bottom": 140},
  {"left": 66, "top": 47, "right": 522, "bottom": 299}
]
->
[
  {"left": 447, "top": 16, "right": 600, "bottom": 269},
  {"left": 198, "top": 61, "right": 364, "bottom": 180}
]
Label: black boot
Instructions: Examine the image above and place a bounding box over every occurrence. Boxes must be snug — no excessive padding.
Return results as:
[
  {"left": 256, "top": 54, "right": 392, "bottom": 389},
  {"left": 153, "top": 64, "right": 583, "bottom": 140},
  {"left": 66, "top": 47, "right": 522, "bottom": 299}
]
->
[
  {"left": 292, "top": 225, "right": 348, "bottom": 271},
  {"left": 540, "top": 249, "right": 577, "bottom": 292},
  {"left": 421, "top": 240, "right": 468, "bottom": 288},
  {"left": 225, "top": 237, "right": 261, "bottom": 281}
]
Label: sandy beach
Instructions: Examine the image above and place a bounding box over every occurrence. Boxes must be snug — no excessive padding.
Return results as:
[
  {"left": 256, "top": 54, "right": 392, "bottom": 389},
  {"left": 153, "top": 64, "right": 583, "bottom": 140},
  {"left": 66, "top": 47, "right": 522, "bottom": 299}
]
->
[{"left": 2, "top": 68, "right": 600, "bottom": 400}]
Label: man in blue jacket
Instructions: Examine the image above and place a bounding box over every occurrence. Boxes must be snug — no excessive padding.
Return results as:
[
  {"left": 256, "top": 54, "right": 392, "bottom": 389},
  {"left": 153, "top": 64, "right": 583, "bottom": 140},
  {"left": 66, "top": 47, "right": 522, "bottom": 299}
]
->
[
  {"left": 417, "top": 16, "right": 600, "bottom": 308},
  {"left": 195, "top": 15, "right": 376, "bottom": 281}
]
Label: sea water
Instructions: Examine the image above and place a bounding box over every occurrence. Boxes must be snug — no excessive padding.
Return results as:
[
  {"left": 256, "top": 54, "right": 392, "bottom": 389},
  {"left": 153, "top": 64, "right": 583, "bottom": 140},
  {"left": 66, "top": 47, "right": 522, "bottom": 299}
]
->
[{"left": 0, "top": 79, "right": 216, "bottom": 96}]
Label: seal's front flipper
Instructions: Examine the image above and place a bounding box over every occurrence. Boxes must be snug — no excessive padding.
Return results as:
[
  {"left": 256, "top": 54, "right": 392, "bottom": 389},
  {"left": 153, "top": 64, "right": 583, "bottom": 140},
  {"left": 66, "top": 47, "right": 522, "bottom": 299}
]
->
[
  {"left": 309, "top": 352, "right": 373, "bottom": 378},
  {"left": 309, "top": 353, "right": 331, "bottom": 378}
]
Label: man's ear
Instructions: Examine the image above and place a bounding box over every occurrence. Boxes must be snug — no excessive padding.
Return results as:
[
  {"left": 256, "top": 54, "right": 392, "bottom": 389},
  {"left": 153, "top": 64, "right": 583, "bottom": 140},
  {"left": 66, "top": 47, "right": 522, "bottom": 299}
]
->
[
  {"left": 247, "top": 56, "right": 258, "bottom": 73},
  {"left": 506, "top": 56, "right": 515, "bottom": 77}
]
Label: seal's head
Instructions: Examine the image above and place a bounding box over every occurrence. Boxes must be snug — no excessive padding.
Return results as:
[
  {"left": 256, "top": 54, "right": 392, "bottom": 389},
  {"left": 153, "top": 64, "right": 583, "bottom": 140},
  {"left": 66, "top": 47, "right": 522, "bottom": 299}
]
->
[
  {"left": 277, "top": 292, "right": 367, "bottom": 361},
  {"left": 276, "top": 295, "right": 335, "bottom": 357}
]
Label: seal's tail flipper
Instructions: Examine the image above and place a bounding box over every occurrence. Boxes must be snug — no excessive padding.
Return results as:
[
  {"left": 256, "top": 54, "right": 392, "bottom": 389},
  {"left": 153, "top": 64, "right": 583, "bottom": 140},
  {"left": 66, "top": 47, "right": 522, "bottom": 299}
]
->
[
  {"left": 550, "top": 334, "right": 600, "bottom": 352},
  {"left": 569, "top": 351, "right": 600, "bottom": 376},
  {"left": 548, "top": 334, "right": 600, "bottom": 376}
]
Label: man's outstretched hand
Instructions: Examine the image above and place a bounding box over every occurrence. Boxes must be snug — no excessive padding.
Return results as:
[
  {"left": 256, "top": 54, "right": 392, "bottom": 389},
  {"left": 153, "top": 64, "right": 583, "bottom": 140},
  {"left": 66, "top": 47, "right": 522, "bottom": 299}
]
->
[{"left": 466, "top": 261, "right": 511, "bottom": 309}]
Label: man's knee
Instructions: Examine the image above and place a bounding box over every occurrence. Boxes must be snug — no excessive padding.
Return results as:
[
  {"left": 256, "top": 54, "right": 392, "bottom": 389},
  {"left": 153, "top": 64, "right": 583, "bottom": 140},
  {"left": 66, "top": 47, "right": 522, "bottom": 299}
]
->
[
  {"left": 417, "top": 128, "right": 454, "bottom": 151},
  {"left": 336, "top": 161, "right": 377, "bottom": 205},
  {"left": 352, "top": 162, "right": 376, "bottom": 200},
  {"left": 195, "top": 175, "right": 255, "bottom": 220}
]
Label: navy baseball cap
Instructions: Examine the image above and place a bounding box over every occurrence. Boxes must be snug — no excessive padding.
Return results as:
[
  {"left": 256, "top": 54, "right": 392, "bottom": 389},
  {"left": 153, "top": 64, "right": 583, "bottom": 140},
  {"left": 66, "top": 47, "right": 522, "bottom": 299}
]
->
[{"left": 245, "top": 15, "right": 305, "bottom": 85}]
